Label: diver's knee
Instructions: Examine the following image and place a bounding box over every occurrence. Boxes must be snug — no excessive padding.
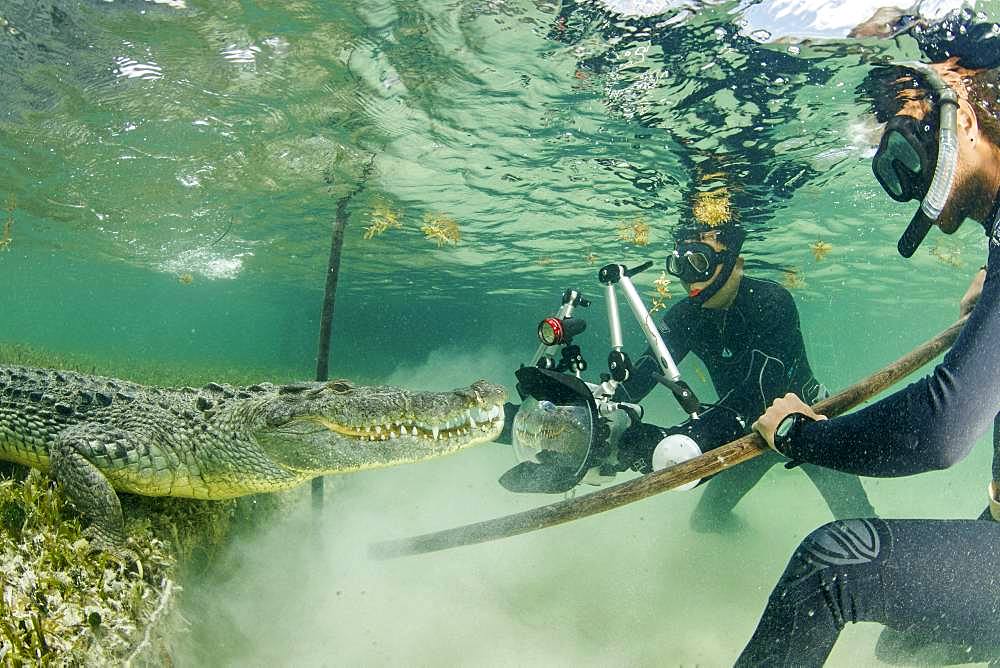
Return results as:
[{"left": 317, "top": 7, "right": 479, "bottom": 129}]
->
[{"left": 798, "top": 518, "right": 884, "bottom": 569}]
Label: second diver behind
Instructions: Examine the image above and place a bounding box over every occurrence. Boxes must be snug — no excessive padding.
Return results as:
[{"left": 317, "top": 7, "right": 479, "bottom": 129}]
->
[{"left": 617, "top": 212, "right": 876, "bottom": 532}]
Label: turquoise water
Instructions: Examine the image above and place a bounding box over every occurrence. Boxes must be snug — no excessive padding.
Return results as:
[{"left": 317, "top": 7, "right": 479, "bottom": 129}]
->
[{"left": 2, "top": 0, "right": 998, "bottom": 665}]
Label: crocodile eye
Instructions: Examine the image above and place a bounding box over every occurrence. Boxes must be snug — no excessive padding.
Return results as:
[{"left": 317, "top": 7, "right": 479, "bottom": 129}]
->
[{"left": 327, "top": 380, "right": 352, "bottom": 394}]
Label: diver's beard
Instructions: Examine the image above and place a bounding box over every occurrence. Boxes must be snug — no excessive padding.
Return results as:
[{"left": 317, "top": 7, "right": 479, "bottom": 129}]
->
[
  {"left": 955, "top": 170, "right": 1000, "bottom": 231},
  {"left": 935, "top": 193, "right": 970, "bottom": 234}
]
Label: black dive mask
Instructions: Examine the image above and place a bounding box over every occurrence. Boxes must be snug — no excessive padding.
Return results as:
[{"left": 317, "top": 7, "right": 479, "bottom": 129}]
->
[
  {"left": 870, "top": 62, "right": 960, "bottom": 258},
  {"left": 873, "top": 114, "right": 936, "bottom": 203},
  {"left": 666, "top": 241, "right": 722, "bottom": 284}
]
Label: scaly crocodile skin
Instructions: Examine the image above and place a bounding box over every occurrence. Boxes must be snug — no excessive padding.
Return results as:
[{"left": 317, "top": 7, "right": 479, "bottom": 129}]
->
[{"left": 0, "top": 365, "right": 506, "bottom": 547}]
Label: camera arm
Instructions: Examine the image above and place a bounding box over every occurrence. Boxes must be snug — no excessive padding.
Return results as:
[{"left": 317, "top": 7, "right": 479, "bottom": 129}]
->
[{"left": 599, "top": 262, "right": 701, "bottom": 419}]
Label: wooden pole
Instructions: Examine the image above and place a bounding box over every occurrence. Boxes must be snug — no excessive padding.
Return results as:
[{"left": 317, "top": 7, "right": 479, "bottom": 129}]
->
[
  {"left": 370, "top": 315, "right": 968, "bottom": 559},
  {"left": 314, "top": 195, "right": 351, "bottom": 384},
  {"left": 313, "top": 156, "right": 376, "bottom": 509}
]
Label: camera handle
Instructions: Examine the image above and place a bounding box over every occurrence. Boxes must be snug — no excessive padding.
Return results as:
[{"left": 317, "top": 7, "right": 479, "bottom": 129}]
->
[
  {"left": 650, "top": 373, "right": 701, "bottom": 418},
  {"left": 555, "top": 344, "right": 587, "bottom": 374},
  {"left": 599, "top": 262, "right": 701, "bottom": 419}
]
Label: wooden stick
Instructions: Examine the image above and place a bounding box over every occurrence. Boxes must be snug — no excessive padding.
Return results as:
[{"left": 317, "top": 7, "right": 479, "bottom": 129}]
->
[
  {"left": 313, "top": 155, "right": 376, "bottom": 509},
  {"left": 370, "top": 316, "right": 968, "bottom": 559}
]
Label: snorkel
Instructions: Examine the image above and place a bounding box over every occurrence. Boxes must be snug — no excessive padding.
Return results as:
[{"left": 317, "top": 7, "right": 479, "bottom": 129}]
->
[{"left": 886, "top": 62, "right": 961, "bottom": 257}]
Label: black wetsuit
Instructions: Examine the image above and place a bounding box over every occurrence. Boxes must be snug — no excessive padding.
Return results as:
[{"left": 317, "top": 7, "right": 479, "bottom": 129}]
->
[
  {"left": 620, "top": 276, "right": 876, "bottom": 525},
  {"left": 736, "top": 219, "right": 1000, "bottom": 666}
]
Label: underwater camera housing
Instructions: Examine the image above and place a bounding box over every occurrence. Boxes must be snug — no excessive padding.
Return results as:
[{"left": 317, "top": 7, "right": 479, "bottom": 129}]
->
[
  {"left": 499, "top": 262, "right": 747, "bottom": 494},
  {"left": 500, "top": 366, "right": 629, "bottom": 494}
]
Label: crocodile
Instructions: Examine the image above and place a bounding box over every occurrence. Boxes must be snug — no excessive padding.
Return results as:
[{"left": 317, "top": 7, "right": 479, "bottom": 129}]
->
[{"left": 0, "top": 364, "right": 506, "bottom": 549}]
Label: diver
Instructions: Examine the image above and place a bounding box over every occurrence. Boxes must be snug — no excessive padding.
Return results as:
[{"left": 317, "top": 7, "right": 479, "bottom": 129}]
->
[
  {"left": 615, "top": 207, "right": 876, "bottom": 533},
  {"left": 736, "top": 19, "right": 1000, "bottom": 667}
]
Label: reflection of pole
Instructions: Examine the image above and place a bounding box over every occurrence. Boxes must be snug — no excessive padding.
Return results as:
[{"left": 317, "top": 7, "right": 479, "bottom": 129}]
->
[
  {"left": 313, "top": 155, "right": 376, "bottom": 510},
  {"left": 370, "top": 315, "right": 969, "bottom": 558}
]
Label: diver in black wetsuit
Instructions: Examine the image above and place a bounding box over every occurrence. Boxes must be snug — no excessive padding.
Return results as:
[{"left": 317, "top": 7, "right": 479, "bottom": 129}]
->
[
  {"left": 737, "top": 26, "right": 1000, "bottom": 668},
  {"left": 618, "top": 216, "right": 875, "bottom": 533}
]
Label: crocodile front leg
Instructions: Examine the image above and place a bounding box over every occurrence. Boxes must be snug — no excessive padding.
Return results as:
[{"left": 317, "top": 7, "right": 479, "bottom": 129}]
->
[{"left": 50, "top": 424, "right": 128, "bottom": 550}]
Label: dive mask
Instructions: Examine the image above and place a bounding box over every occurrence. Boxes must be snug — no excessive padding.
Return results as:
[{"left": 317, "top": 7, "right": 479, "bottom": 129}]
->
[
  {"left": 871, "top": 62, "right": 960, "bottom": 258},
  {"left": 666, "top": 241, "right": 721, "bottom": 284},
  {"left": 873, "top": 114, "right": 937, "bottom": 203}
]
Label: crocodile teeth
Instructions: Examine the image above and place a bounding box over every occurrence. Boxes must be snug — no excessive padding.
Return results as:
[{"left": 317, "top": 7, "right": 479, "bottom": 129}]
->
[
  {"left": 470, "top": 404, "right": 497, "bottom": 424},
  {"left": 432, "top": 426, "right": 440, "bottom": 440}
]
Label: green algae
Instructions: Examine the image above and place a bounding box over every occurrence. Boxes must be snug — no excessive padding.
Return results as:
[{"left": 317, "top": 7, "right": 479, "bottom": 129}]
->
[{"left": 0, "top": 343, "right": 290, "bottom": 664}]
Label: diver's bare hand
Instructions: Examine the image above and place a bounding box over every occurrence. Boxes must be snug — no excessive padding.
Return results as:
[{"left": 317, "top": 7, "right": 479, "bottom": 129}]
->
[
  {"left": 751, "top": 393, "right": 827, "bottom": 452},
  {"left": 960, "top": 267, "right": 987, "bottom": 318}
]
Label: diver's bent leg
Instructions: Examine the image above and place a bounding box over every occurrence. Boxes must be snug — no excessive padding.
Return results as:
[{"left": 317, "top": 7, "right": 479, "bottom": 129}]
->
[
  {"left": 876, "top": 505, "right": 1000, "bottom": 665},
  {"left": 689, "top": 452, "right": 776, "bottom": 532},
  {"left": 736, "top": 518, "right": 887, "bottom": 667},
  {"left": 736, "top": 518, "right": 1000, "bottom": 667},
  {"left": 800, "top": 463, "right": 877, "bottom": 518},
  {"left": 875, "top": 625, "right": 1000, "bottom": 665}
]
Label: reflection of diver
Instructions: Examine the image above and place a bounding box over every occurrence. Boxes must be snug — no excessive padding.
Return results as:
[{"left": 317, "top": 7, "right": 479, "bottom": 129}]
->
[{"left": 616, "top": 216, "right": 876, "bottom": 532}]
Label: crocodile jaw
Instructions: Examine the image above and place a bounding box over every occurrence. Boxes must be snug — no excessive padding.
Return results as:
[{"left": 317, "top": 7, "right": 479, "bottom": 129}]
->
[{"left": 254, "top": 380, "right": 507, "bottom": 474}]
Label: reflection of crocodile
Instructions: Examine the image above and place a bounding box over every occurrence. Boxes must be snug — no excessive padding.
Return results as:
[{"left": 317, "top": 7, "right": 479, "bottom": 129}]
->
[{"left": 0, "top": 365, "right": 506, "bottom": 548}]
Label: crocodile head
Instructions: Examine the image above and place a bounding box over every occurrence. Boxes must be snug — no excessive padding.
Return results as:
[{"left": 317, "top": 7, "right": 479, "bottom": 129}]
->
[{"left": 253, "top": 379, "right": 508, "bottom": 474}]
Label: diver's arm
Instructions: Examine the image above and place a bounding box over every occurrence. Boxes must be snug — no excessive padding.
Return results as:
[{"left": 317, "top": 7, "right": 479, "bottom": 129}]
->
[
  {"left": 960, "top": 266, "right": 987, "bottom": 317},
  {"left": 616, "top": 304, "right": 692, "bottom": 402},
  {"left": 770, "top": 261, "right": 1000, "bottom": 477},
  {"left": 615, "top": 354, "right": 666, "bottom": 402},
  {"left": 770, "top": 286, "right": 828, "bottom": 404},
  {"left": 735, "top": 282, "right": 813, "bottom": 412}
]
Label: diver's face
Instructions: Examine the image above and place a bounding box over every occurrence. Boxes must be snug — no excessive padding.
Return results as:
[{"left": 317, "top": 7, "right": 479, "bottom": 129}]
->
[
  {"left": 883, "top": 72, "right": 977, "bottom": 235},
  {"left": 681, "top": 230, "right": 726, "bottom": 293}
]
